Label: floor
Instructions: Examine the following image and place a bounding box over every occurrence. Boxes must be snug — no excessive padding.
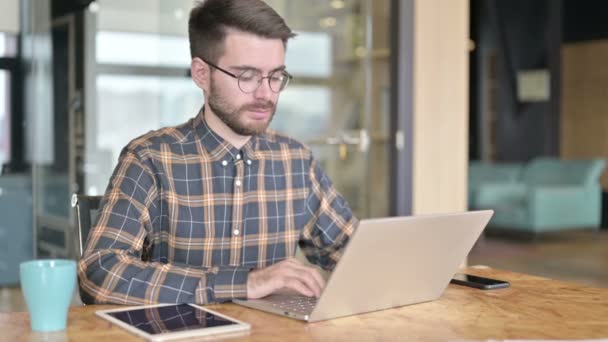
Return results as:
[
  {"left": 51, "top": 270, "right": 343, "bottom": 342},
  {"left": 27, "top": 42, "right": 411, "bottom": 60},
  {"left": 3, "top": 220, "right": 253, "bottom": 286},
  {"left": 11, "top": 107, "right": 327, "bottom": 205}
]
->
[{"left": 2, "top": 229, "right": 607, "bottom": 313}]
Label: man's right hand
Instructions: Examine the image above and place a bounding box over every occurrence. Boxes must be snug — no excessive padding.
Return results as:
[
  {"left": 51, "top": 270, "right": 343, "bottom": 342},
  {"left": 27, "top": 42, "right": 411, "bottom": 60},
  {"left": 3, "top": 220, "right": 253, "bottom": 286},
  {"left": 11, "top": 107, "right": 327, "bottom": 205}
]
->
[{"left": 246, "top": 258, "right": 326, "bottom": 299}]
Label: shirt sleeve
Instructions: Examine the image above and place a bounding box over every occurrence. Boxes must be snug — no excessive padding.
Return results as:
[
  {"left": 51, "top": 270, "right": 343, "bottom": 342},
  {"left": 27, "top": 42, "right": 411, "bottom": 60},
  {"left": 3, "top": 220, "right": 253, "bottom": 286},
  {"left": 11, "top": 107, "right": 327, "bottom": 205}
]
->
[
  {"left": 77, "top": 145, "right": 249, "bottom": 305},
  {"left": 299, "top": 156, "right": 359, "bottom": 271}
]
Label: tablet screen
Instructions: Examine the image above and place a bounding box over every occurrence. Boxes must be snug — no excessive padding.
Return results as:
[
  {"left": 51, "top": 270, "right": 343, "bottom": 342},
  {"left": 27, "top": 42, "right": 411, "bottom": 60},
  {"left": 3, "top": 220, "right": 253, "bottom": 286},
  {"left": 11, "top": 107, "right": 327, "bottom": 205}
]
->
[{"left": 106, "top": 303, "right": 238, "bottom": 335}]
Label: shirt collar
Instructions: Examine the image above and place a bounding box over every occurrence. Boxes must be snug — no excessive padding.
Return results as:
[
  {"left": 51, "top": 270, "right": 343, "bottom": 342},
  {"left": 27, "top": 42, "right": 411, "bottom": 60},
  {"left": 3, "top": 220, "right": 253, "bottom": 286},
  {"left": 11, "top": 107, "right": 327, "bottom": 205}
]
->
[{"left": 192, "top": 109, "right": 260, "bottom": 162}]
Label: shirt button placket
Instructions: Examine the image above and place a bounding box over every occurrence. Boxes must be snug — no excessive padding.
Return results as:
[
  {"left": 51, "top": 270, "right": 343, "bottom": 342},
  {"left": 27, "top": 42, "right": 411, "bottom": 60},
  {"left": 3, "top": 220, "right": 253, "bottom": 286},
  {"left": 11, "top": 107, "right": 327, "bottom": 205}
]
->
[{"left": 229, "top": 156, "right": 245, "bottom": 266}]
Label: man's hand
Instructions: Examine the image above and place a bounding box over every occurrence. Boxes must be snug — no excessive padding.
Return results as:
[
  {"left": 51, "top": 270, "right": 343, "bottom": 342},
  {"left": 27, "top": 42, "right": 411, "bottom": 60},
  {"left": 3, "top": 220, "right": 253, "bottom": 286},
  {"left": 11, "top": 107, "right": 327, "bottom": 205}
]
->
[{"left": 246, "top": 258, "right": 326, "bottom": 299}]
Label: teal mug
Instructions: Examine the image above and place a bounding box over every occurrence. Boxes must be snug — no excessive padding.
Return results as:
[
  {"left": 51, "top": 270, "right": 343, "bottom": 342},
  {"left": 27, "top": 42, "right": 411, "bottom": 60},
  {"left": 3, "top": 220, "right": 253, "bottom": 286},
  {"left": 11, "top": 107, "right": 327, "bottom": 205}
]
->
[{"left": 19, "top": 259, "right": 77, "bottom": 332}]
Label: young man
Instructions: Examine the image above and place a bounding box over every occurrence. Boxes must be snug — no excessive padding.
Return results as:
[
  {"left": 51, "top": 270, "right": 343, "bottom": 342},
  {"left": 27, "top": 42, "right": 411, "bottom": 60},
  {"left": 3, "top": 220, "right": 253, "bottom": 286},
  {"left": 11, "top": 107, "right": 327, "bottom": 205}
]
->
[{"left": 78, "top": 0, "right": 358, "bottom": 305}]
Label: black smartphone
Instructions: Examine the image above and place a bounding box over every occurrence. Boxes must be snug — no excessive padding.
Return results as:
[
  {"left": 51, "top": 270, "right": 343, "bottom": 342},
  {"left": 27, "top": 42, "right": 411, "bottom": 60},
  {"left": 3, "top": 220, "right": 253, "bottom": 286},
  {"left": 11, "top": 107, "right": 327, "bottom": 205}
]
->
[{"left": 450, "top": 273, "right": 510, "bottom": 290}]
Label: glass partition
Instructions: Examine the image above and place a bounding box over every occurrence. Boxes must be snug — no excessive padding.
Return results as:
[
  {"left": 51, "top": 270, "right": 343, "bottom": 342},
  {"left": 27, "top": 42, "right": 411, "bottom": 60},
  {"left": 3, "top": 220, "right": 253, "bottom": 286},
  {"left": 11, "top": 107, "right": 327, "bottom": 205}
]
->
[{"left": 85, "top": 0, "right": 392, "bottom": 218}]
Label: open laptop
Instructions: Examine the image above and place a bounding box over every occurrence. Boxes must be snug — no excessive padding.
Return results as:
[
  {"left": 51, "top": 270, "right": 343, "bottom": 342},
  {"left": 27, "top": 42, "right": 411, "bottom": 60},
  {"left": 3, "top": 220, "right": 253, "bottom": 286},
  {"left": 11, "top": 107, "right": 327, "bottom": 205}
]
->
[{"left": 233, "top": 210, "right": 493, "bottom": 322}]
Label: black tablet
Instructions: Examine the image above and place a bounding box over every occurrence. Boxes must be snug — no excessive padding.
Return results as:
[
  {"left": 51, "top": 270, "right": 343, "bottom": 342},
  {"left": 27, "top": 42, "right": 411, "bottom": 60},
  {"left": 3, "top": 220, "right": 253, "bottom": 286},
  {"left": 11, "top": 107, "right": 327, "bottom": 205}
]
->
[{"left": 96, "top": 303, "right": 250, "bottom": 341}]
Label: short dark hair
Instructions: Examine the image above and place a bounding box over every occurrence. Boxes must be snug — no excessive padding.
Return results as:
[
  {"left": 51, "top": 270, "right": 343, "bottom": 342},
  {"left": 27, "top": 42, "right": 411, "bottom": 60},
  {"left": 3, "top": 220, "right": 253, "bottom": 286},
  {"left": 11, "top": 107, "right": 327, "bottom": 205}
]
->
[{"left": 188, "top": 0, "right": 296, "bottom": 63}]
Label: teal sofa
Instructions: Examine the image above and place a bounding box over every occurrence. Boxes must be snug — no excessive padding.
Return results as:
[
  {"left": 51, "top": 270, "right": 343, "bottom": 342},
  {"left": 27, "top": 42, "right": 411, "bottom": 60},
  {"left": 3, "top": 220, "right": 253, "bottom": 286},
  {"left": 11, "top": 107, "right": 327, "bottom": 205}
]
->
[
  {"left": 470, "top": 158, "right": 606, "bottom": 233},
  {"left": 468, "top": 161, "right": 522, "bottom": 208}
]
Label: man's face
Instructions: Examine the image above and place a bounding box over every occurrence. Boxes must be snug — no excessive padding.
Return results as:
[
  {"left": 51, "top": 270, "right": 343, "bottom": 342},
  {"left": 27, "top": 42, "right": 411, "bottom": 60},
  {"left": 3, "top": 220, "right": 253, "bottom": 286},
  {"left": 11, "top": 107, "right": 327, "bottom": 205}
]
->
[{"left": 206, "top": 29, "right": 286, "bottom": 136}]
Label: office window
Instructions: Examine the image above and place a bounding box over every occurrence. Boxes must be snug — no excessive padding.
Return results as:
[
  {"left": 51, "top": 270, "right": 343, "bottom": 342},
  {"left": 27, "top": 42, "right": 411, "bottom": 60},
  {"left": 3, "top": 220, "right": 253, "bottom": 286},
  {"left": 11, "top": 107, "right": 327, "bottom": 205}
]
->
[
  {"left": 272, "top": 86, "right": 330, "bottom": 141},
  {"left": 86, "top": 74, "right": 201, "bottom": 194},
  {"left": 96, "top": 31, "right": 190, "bottom": 67},
  {"left": 87, "top": 27, "right": 195, "bottom": 194},
  {"left": 274, "top": 33, "right": 333, "bottom": 142},
  {"left": 271, "top": 32, "right": 333, "bottom": 141},
  {"left": 97, "top": 31, "right": 332, "bottom": 75},
  {"left": 96, "top": 74, "right": 200, "bottom": 160},
  {"left": 285, "top": 32, "right": 332, "bottom": 78}
]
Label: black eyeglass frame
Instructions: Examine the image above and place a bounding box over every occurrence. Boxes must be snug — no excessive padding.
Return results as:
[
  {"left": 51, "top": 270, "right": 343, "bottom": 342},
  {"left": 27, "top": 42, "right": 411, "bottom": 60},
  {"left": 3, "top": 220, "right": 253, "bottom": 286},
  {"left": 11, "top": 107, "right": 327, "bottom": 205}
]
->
[{"left": 202, "top": 58, "right": 293, "bottom": 93}]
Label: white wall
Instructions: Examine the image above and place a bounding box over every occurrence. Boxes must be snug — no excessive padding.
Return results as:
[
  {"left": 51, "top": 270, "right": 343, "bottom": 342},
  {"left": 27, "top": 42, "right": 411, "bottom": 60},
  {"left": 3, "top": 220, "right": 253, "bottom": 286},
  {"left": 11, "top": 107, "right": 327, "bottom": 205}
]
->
[{"left": 0, "top": 0, "right": 20, "bottom": 33}]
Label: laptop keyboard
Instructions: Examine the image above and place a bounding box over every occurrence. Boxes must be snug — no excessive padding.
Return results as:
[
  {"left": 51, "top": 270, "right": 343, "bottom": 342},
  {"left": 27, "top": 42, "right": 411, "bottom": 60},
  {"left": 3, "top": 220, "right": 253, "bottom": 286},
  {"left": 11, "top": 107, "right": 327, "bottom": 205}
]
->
[{"left": 265, "top": 295, "right": 318, "bottom": 315}]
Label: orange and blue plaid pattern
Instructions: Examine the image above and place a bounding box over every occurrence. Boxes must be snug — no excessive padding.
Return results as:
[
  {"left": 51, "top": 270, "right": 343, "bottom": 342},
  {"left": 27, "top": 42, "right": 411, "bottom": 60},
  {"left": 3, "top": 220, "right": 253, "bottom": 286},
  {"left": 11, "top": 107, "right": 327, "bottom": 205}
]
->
[{"left": 78, "top": 112, "right": 358, "bottom": 305}]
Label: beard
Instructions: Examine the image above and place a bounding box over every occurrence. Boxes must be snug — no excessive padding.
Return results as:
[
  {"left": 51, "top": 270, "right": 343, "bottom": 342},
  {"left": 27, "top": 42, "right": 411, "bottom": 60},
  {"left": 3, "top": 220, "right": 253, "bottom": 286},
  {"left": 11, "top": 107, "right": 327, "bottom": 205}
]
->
[{"left": 207, "top": 79, "right": 277, "bottom": 136}]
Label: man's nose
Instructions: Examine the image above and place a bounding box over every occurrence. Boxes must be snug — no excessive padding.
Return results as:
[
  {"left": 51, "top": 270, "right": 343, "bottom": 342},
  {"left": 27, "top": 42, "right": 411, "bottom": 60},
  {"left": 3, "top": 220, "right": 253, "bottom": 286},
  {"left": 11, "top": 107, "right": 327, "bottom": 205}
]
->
[{"left": 253, "top": 78, "right": 273, "bottom": 100}]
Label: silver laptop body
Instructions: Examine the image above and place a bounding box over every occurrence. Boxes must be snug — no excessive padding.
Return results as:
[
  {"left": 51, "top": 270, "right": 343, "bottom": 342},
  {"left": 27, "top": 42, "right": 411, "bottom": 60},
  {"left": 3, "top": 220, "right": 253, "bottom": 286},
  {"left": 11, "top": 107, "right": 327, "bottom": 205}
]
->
[{"left": 233, "top": 210, "right": 493, "bottom": 322}]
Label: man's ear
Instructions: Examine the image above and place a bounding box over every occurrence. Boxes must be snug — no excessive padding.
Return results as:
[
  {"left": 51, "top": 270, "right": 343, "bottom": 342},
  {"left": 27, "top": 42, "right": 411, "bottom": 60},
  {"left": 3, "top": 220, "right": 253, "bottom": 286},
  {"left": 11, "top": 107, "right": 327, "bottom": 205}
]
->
[{"left": 191, "top": 57, "right": 209, "bottom": 92}]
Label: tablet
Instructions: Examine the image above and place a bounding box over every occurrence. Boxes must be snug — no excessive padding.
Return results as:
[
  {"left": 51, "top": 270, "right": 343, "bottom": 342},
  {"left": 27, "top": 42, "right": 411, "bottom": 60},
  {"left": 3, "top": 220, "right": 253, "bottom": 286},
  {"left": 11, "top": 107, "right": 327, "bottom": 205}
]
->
[{"left": 96, "top": 303, "right": 250, "bottom": 341}]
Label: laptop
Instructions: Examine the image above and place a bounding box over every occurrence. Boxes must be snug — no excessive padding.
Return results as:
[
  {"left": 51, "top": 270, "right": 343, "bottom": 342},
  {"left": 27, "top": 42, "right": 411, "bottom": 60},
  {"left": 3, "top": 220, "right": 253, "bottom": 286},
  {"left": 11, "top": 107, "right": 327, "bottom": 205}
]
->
[{"left": 233, "top": 210, "right": 493, "bottom": 322}]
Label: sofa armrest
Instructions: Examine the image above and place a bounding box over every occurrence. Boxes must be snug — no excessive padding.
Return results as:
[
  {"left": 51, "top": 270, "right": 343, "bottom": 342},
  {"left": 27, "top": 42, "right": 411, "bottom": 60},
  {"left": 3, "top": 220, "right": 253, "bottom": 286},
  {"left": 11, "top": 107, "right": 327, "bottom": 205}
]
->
[
  {"left": 527, "top": 185, "right": 602, "bottom": 228},
  {"left": 472, "top": 183, "right": 527, "bottom": 209}
]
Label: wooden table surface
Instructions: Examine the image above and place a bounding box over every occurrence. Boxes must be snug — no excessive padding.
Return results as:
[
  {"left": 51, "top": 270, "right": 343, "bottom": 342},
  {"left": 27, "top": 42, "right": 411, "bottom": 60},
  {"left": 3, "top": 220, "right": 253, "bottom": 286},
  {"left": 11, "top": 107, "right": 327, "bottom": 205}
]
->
[{"left": 2, "top": 268, "right": 608, "bottom": 341}]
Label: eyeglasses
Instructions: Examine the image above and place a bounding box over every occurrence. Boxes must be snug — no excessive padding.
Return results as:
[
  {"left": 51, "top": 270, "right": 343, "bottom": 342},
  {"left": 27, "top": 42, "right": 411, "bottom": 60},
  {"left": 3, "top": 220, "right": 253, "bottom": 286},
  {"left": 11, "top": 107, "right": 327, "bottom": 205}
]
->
[{"left": 203, "top": 59, "right": 293, "bottom": 94}]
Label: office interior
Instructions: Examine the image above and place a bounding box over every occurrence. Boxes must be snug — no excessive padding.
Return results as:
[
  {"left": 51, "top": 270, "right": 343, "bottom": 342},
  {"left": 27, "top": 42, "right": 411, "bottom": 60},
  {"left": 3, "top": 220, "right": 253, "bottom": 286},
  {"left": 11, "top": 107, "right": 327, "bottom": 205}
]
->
[{"left": 0, "top": 0, "right": 607, "bottom": 314}]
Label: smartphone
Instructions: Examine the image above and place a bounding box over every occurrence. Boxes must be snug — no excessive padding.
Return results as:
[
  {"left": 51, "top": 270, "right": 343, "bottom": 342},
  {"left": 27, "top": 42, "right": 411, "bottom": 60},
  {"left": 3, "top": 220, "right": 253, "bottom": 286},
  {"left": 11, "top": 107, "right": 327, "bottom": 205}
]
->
[{"left": 450, "top": 273, "right": 510, "bottom": 290}]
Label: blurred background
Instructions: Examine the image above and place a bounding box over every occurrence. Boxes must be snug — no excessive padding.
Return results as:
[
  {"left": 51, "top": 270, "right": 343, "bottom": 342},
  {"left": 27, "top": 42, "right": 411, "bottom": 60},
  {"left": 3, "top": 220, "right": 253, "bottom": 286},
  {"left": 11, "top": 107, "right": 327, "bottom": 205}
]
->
[{"left": 0, "top": 0, "right": 606, "bottom": 312}]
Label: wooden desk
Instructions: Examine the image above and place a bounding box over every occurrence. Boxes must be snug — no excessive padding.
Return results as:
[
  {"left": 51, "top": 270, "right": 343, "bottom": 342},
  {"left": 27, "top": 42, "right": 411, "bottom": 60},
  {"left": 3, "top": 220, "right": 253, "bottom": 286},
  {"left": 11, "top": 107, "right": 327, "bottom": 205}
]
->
[{"left": 2, "top": 268, "right": 608, "bottom": 341}]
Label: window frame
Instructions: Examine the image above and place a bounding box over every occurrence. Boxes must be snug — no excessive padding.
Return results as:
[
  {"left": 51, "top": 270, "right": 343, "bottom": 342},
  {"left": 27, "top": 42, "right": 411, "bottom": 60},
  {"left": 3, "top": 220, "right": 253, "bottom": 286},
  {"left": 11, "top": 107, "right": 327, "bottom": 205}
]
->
[{"left": 0, "top": 32, "right": 24, "bottom": 173}]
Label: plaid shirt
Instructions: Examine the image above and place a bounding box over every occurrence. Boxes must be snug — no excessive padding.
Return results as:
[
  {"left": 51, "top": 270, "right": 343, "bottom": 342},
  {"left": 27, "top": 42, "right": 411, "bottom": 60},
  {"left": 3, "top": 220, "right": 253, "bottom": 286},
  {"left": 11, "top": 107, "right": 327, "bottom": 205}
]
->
[{"left": 78, "top": 113, "right": 358, "bottom": 305}]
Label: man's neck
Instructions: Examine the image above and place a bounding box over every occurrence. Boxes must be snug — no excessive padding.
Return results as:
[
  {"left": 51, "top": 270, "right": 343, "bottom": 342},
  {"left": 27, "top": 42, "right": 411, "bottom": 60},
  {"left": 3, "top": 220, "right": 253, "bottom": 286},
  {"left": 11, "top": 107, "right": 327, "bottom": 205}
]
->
[{"left": 203, "top": 107, "right": 251, "bottom": 149}]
